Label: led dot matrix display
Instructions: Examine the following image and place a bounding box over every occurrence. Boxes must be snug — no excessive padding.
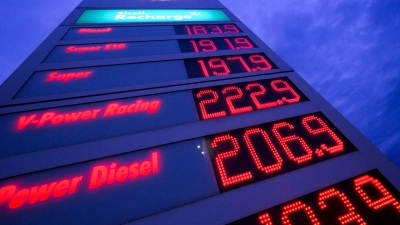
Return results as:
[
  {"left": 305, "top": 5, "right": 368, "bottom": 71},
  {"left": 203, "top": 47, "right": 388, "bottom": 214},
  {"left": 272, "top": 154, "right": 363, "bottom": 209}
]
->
[
  {"left": 228, "top": 170, "right": 400, "bottom": 225},
  {"left": 205, "top": 112, "right": 357, "bottom": 192},
  {"left": 192, "top": 77, "right": 308, "bottom": 120}
]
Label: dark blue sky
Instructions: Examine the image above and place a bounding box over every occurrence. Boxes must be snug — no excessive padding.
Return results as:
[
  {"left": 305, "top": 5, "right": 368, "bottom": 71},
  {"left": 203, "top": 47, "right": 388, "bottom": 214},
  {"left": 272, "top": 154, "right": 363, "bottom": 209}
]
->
[
  {"left": 0, "top": 0, "right": 399, "bottom": 167},
  {"left": 219, "top": 0, "right": 400, "bottom": 167}
]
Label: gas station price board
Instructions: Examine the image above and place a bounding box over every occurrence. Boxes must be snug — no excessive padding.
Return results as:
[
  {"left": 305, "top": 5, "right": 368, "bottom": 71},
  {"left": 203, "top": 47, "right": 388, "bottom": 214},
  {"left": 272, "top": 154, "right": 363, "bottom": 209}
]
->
[
  {"left": 1, "top": 1, "right": 399, "bottom": 225},
  {"left": 228, "top": 170, "right": 400, "bottom": 225}
]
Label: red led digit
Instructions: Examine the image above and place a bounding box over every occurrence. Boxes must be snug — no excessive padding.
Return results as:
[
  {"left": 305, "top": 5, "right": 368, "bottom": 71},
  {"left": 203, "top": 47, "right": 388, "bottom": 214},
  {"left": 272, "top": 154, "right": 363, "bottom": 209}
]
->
[
  {"left": 235, "top": 37, "right": 253, "bottom": 49},
  {"left": 224, "top": 24, "right": 240, "bottom": 33},
  {"left": 354, "top": 175, "right": 400, "bottom": 212},
  {"left": 250, "top": 54, "right": 273, "bottom": 71},
  {"left": 244, "top": 128, "right": 283, "bottom": 174},
  {"left": 184, "top": 25, "right": 192, "bottom": 35},
  {"left": 224, "top": 38, "right": 236, "bottom": 50},
  {"left": 190, "top": 40, "right": 200, "bottom": 52},
  {"left": 281, "top": 201, "right": 320, "bottom": 225},
  {"left": 199, "top": 40, "right": 217, "bottom": 52},
  {"left": 211, "top": 135, "right": 252, "bottom": 187},
  {"left": 222, "top": 86, "right": 253, "bottom": 114},
  {"left": 227, "top": 56, "right": 251, "bottom": 72},
  {"left": 258, "top": 213, "right": 273, "bottom": 225},
  {"left": 319, "top": 188, "right": 366, "bottom": 225},
  {"left": 246, "top": 83, "right": 278, "bottom": 109},
  {"left": 193, "top": 25, "right": 207, "bottom": 34},
  {"left": 208, "top": 25, "right": 223, "bottom": 34},
  {"left": 196, "top": 90, "right": 226, "bottom": 119},
  {"left": 209, "top": 59, "right": 230, "bottom": 76},
  {"left": 271, "top": 80, "right": 300, "bottom": 104},
  {"left": 197, "top": 60, "right": 209, "bottom": 77},
  {"left": 302, "top": 116, "right": 344, "bottom": 156},
  {"left": 272, "top": 122, "right": 313, "bottom": 164}
]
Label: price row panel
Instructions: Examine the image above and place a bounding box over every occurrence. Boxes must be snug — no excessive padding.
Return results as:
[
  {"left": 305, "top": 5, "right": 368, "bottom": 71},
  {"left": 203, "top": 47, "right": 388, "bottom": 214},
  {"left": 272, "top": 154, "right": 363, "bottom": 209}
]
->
[
  {"left": 4, "top": 77, "right": 306, "bottom": 158},
  {"left": 63, "top": 24, "right": 243, "bottom": 40},
  {"left": 19, "top": 52, "right": 277, "bottom": 98}
]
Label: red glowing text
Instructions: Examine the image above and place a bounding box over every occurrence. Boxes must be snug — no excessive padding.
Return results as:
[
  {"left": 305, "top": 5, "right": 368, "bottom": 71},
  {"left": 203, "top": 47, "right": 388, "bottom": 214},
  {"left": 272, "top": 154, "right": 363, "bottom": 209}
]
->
[
  {"left": 256, "top": 175, "right": 399, "bottom": 225},
  {"left": 65, "top": 43, "right": 126, "bottom": 54},
  {"left": 194, "top": 79, "right": 303, "bottom": 120},
  {"left": 203, "top": 55, "right": 271, "bottom": 76},
  {"left": 185, "top": 54, "right": 274, "bottom": 79},
  {"left": 187, "top": 37, "right": 254, "bottom": 53},
  {"left": 0, "top": 176, "right": 83, "bottom": 209},
  {"left": 207, "top": 113, "right": 354, "bottom": 191},
  {"left": 230, "top": 171, "right": 400, "bottom": 224},
  {"left": 16, "top": 100, "right": 160, "bottom": 130},
  {"left": 183, "top": 24, "right": 240, "bottom": 35},
  {"left": 46, "top": 71, "right": 92, "bottom": 82},
  {"left": 78, "top": 28, "right": 112, "bottom": 33},
  {"left": 89, "top": 152, "right": 159, "bottom": 189},
  {"left": 0, "top": 152, "right": 160, "bottom": 210}
]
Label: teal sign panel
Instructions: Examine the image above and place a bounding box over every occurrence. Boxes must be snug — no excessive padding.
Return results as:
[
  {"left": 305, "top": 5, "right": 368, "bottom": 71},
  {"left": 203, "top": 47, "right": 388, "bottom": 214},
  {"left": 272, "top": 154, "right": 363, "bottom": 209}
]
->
[{"left": 76, "top": 9, "right": 230, "bottom": 24}]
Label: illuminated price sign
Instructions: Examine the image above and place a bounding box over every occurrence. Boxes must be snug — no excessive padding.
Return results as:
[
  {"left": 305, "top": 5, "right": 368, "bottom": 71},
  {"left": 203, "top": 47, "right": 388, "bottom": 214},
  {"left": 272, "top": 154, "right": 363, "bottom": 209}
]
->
[
  {"left": 63, "top": 24, "right": 242, "bottom": 40},
  {"left": 228, "top": 170, "right": 400, "bottom": 225},
  {"left": 205, "top": 112, "right": 357, "bottom": 192},
  {"left": 192, "top": 77, "right": 307, "bottom": 120},
  {"left": 185, "top": 53, "right": 276, "bottom": 78}
]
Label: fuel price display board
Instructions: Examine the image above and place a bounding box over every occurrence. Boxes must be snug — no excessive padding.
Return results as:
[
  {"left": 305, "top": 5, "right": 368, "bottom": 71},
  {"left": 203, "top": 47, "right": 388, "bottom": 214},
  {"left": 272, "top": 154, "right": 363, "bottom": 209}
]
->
[
  {"left": 228, "top": 170, "right": 400, "bottom": 225},
  {"left": 2, "top": 1, "right": 400, "bottom": 225},
  {"left": 63, "top": 24, "right": 242, "bottom": 40}
]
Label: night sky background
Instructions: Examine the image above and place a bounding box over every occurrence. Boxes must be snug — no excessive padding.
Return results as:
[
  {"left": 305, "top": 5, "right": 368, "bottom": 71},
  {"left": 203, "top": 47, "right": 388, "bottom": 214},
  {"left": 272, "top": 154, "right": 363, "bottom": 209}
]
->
[{"left": 0, "top": 0, "right": 399, "bottom": 167}]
